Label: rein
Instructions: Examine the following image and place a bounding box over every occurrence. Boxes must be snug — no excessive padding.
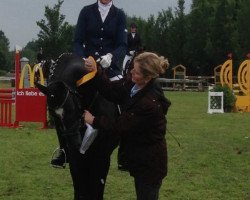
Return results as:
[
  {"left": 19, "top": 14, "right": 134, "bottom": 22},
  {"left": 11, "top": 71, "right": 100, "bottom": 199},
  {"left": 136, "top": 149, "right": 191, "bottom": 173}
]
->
[
  {"left": 58, "top": 90, "right": 98, "bottom": 137},
  {"left": 57, "top": 89, "right": 70, "bottom": 109}
]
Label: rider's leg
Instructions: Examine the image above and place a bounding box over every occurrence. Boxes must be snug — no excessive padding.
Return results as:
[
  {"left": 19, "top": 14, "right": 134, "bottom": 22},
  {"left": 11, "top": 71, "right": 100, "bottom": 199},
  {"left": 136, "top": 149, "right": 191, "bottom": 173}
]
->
[{"left": 50, "top": 117, "right": 69, "bottom": 168}]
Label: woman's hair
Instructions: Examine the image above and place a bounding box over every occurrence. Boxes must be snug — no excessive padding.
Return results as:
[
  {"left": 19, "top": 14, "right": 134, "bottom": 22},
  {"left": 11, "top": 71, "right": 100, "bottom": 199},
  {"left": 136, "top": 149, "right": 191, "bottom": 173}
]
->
[{"left": 133, "top": 52, "right": 169, "bottom": 78}]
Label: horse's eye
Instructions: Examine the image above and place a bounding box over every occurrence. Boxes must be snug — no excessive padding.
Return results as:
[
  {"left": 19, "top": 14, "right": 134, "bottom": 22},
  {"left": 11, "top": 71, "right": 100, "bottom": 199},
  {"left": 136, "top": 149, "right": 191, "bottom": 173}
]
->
[{"left": 50, "top": 94, "right": 54, "bottom": 98}]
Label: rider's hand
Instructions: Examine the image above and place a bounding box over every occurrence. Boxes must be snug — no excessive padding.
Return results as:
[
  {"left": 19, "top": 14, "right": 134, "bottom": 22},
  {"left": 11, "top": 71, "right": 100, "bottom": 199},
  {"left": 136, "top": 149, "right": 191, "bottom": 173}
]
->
[
  {"left": 129, "top": 50, "right": 135, "bottom": 56},
  {"left": 83, "top": 110, "right": 95, "bottom": 125},
  {"left": 100, "top": 53, "right": 112, "bottom": 68}
]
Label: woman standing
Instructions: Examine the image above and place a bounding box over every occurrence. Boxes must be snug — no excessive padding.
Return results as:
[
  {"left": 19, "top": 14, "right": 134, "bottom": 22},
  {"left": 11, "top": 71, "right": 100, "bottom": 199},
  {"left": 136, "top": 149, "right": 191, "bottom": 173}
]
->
[{"left": 84, "top": 52, "right": 171, "bottom": 200}]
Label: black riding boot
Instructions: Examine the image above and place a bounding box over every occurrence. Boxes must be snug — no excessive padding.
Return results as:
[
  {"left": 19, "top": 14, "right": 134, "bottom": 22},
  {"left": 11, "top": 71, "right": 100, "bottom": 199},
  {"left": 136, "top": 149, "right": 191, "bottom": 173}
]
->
[{"left": 51, "top": 122, "right": 69, "bottom": 168}]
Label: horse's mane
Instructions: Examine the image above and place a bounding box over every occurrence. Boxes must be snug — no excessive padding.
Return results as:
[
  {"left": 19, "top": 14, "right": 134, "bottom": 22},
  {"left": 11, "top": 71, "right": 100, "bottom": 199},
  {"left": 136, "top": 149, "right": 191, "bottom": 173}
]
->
[
  {"left": 48, "top": 53, "right": 86, "bottom": 88},
  {"left": 49, "top": 53, "right": 74, "bottom": 82}
]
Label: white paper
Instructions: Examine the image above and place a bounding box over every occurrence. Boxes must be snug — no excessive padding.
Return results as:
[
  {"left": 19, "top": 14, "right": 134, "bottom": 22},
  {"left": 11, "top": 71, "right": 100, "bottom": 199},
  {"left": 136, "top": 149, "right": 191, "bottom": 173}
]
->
[{"left": 79, "top": 123, "right": 98, "bottom": 154}]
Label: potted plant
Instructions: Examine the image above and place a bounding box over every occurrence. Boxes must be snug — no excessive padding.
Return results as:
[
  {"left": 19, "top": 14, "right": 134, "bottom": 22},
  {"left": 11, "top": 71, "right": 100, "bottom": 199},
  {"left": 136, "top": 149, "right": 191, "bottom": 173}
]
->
[{"left": 212, "top": 85, "right": 236, "bottom": 112}]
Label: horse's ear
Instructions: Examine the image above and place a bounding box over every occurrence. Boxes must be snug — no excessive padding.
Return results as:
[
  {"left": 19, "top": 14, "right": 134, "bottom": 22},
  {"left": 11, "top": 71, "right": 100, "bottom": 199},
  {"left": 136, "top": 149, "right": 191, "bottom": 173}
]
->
[{"left": 35, "top": 82, "right": 48, "bottom": 95}]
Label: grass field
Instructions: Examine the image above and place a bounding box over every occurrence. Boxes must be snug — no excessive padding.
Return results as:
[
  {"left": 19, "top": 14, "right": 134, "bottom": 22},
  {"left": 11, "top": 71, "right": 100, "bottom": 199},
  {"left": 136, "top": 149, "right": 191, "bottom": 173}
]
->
[
  {"left": 0, "top": 80, "right": 12, "bottom": 88},
  {"left": 0, "top": 91, "right": 249, "bottom": 200}
]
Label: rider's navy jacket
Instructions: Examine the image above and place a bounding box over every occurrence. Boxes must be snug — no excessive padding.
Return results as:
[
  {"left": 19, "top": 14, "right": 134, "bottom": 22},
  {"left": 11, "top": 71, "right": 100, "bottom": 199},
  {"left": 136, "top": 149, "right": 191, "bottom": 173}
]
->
[{"left": 73, "top": 2, "right": 127, "bottom": 77}]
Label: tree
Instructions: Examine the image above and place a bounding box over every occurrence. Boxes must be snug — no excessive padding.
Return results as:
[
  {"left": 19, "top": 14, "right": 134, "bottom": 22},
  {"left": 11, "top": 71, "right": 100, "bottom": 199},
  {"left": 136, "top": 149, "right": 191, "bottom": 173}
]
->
[
  {"left": 0, "top": 30, "right": 11, "bottom": 71},
  {"left": 144, "top": 15, "right": 157, "bottom": 52},
  {"left": 22, "top": 40, "right": 40, "bottom": 64},
  {"left": 36, "top": 0, "right": 74, "bottom": 59},
  {"left": 184, "top": 0, "right": 215, "bottom": 75},
  {"left": 236, "top": 0, "right": 250, "bottom": 58},
  {"left": 154, "top": 9, "right": 173, "bottom": 58},
  {"left": 168, "top": 0, "right": 187, "bottom": 67},
  {"left": 210, "top": 0, "right": 235, "bottom": 64}
]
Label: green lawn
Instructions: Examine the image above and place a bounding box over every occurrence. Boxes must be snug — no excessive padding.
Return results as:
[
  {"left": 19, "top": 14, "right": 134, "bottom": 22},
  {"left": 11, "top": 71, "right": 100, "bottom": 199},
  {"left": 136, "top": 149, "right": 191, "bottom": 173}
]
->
[
  {"left": 0, "top": 91, "right": 249, "bottom": 200},
  {"left": 0, "top": 80, "right": 12, "bottom": 88}
]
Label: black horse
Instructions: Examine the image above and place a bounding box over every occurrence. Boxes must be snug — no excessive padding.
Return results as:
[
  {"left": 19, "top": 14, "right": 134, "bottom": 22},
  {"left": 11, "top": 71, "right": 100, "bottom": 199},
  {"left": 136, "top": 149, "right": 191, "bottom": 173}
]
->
[
  {"left": 36, "top": 53, "right": 119, "bottom": 200},
  {"left": 36, "top": 53, "right": 88, "bottom": 150}
]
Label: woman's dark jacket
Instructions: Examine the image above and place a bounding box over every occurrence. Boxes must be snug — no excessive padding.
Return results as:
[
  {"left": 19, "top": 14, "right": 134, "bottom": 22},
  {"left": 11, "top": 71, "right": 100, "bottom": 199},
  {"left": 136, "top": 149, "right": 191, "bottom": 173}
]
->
[{"left": 92, "top": 71, "right": 171, "bottom": 184}]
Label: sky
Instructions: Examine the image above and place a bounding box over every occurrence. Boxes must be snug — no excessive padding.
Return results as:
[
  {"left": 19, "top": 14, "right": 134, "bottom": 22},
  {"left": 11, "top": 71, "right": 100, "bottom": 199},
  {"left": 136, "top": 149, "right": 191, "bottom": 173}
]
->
[{"left": 0, "top": 0, "right": 191, "bottom": 50}]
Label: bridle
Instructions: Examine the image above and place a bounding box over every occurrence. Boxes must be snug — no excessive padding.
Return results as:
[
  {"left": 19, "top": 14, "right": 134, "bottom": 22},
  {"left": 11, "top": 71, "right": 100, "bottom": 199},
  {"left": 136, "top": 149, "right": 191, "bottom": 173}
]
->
[
  {"left": 48, "top": 81, "right": 83, "bottom": 134},
  {"left": 48, "top": 81, "right": 98, "bottom": 137},
  {"left": 55, "top": 89, "right": 70, "bottom": 109}
]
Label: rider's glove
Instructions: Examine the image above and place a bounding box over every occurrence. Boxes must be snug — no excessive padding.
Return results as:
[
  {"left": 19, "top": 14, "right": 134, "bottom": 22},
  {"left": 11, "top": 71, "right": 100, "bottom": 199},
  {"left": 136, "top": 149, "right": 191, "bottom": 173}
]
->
[
  {"left": 100, "top": 53, "right": 112, "bottom": 68},
  {"left": 129, "top": 50, "right": 135, "bottom": 56}
]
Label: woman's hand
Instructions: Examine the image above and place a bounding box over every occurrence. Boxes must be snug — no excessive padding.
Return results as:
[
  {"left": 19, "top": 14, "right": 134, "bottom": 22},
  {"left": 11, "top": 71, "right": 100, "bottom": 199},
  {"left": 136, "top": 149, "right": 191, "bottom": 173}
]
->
[
  {"left": 83, "top": 110, "right": 95, "bottom": 125},
  {"left": 84, "top": 57, "right": 96, "bottom": 72}
]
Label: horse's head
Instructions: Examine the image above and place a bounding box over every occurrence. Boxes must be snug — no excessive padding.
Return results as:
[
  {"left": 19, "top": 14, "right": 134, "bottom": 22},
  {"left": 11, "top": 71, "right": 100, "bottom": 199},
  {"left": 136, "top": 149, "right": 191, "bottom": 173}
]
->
[{"left": 36, "top": 80, "right": 84, "bottom": 150}]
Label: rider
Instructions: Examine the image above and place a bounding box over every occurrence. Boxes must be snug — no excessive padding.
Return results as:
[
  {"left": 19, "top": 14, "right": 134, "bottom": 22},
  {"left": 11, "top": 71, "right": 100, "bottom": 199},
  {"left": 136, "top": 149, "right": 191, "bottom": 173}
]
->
[
  {"left": 74, "top": 1, "right": 127, "bottom": 80},
  {"left": 51, "top": 0, "right": 127, "bottom": 199},
  {"left": 122, "top": 22, "right": 142, "bottom": 75},
  {"left": 127, "top": 22, "right": 142, "bottom": 54}
]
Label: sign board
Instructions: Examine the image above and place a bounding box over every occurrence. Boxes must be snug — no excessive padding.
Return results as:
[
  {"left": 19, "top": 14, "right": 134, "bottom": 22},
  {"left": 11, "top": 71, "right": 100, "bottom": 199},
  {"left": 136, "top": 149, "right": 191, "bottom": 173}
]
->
[
  {"left": 14, "top": 52, "right": 47, "bottom": 128},
  {"left": 15, "top": 88, "right": 47, "bottom": 126}
]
